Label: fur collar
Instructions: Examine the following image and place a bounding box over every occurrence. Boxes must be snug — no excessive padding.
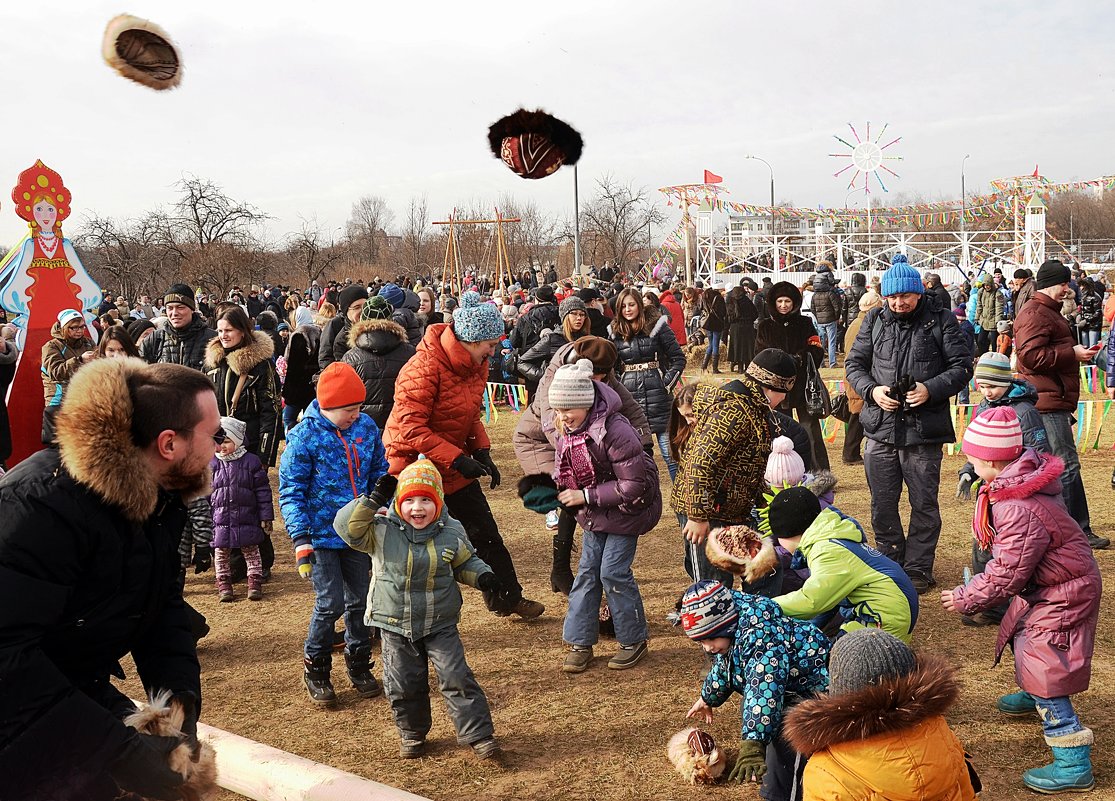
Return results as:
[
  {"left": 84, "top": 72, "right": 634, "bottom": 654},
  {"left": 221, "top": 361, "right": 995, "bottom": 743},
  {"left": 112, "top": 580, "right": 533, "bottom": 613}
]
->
[
  {"left": 783, "top": 655, "right": 958, "bottom": 755},
  {"left": 348, "top": 317, "right": 407, "bottom": 349},
  {"left": 805, "top": 469, "right": 838, "bottom": 499},
  {"left": 205, "top": 331, "right": 274, "bottom": 373},
  {"left": 990, "top": 450, "right": 1064, "bottom": 501},
  {"left": 54, "top": 357, "right": 161, "bottom": 522}
]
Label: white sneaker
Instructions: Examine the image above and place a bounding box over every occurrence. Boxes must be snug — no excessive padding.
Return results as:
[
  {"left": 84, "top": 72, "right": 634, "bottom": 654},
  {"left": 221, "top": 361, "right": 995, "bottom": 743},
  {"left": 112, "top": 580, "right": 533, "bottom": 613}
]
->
[{"left": 545, "top": 509, "right": 560, "bottom": 530}]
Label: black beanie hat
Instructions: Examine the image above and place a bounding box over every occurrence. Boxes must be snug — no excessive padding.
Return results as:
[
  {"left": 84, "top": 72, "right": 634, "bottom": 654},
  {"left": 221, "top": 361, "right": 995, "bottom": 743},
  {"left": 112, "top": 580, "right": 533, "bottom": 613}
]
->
[
  {"left": 163, "top": 283, "right": 196, "bottom": 310},
  {"left": 767, "top": 486, "right": 822, "bottom": 539},
  {"left": 1013, "top": 268, "right": 1031, "bottom": 281},
  {"left": 1035, "top": 260, "right": 1071, "bottom": 290},
  {"left": 338, "top": 285, "right": 369, "bottom": 315},
  {"left": 746, "top": 348, "right": 797, "bottom": 392},
  {"left": 536, "top": 285, "right": 556, "bottom": 303}
]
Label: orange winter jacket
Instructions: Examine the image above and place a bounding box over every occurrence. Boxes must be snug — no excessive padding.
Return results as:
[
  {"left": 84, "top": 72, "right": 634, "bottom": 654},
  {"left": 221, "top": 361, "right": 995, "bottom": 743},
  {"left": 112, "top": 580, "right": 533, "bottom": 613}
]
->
[{"left": 384, "top": 323, "right": 491, "bottom": 495}]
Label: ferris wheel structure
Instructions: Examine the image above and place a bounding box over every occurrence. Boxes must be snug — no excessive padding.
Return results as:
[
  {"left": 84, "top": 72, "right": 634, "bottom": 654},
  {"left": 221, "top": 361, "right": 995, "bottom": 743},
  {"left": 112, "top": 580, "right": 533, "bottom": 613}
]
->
[{"left": 830, "top": 121, "right": 903, "bottom": 195}]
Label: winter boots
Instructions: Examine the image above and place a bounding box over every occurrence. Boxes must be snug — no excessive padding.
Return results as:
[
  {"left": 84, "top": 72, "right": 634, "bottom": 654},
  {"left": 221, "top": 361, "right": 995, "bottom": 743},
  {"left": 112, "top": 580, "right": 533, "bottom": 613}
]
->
[
  {"left": 217, "top": 578, "right": 234, "bottom": 603},
  {"left": 710, "top": 354, "right": 721, "bottom": 374},
  {"left": 1022, "top": 728, "right": 1095, "bottom": 794},
  {"left": 997, "top": 690, "right": 1038, "bottom": 717},
  {"left": 701, "top": 353, "right": 712, "bottom": 372},
  {"left": 550, "top": 529, "right": 575, "bottom": 595},
  {"left": 303, "top": 655, "right": 337, "bottom": 706},
  {"left": 344, "top": 648, "right": 383, "bottom": 698},
  {"left": 247, "top": 576, "right": 263, "bottom": 602}
]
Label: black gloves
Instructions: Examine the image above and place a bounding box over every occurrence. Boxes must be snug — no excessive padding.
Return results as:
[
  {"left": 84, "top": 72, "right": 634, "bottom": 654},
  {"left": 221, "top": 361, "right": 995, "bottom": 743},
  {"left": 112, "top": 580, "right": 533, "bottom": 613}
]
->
[
  {"left": 192, "top": 545, "right": 212, "bottom": 575},
  {"left": 477, "top": 572, "right": 505, "bottom": 594},
  {"left": 452, "top": 454, "right": 490, "bottom": 481},
  {"left": 473, "top": 449, "right": 501, "bottom": 489},
  {"left": 172, "top": 691, "right": 200, "bottom": 756},
  {"left": 368, "top": 474, "right": 399, "bottom": 509},
  {"left": 108, "top": 733, "right": 185, "bottom": 800}
]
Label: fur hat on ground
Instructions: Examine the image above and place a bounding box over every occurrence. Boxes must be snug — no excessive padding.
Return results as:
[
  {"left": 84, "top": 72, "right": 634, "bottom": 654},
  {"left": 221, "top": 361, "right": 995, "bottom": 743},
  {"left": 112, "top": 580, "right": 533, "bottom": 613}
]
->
[
  {"left": 880, "top": 253, "right": 924, "bottom": 297},
  {"left": 452, "top": 291, "right": 505, "bottom": 342},
  {"left": 746, "top": 348, "right": 796, "bottom": 392},
  {"left": 962, "top": 406, "right": 1023, "bottom": 463},
  {"left": 680, "top": 580, "right": 738, "bottom": 641},
  {"left": 125, "top": 691, "right": 216, "bottom": 799},
  {"left": 667, "top": 728, "right": 729, "bottom": 785},
  {"left": 378, "top": 283, "right": 406, "bottom": 310},
  {"left": 549, "top": 358, "right": 596, "bottom": 410},
  {"left": 974, "top": 352, "right": 1013, "bottom": 388},
  {"left": 487, "top": 108, "right": 584, "bottom": 179},
  {"left": 219, "top": 416, "right": 246, "bottom": 450},
  {"left": 395, "top": 459, "right": 444, "bottom": 521},
  {"left": 316, "top": 362, "right": 366, "bottom": 410},
  {"left": 163, "top": 283, "right": 196, "bottom": 310},
  {"left": 765, "top": 435, "right": 805, "bottom": 487},
  {"left": 705, "top": 525, "right": 779, "bottom": 584},
  {"left": 828, "top": 627, "right": 916, "bottom": 695}
]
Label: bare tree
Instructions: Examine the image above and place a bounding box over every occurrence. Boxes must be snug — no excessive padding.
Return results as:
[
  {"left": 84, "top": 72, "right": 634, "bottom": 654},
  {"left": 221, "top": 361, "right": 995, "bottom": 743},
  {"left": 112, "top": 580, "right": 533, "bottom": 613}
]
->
[
  {"left": 578, "top": 175, "right": 666, "bottom": 270},
  {"left": 170, "top": 175, "right": 269, "bottom": 250},
  {"left": 346, "top": 195, "right": 395, "bottom": 268},
  {"left": 288, "top": 217, "right": 345, "bottom": 289},
  {"left": 76, "top": 212, "right": 179, "bottom": 300},
  {"left": 400, "top": 195, "right": 430, "bottom": 281}
]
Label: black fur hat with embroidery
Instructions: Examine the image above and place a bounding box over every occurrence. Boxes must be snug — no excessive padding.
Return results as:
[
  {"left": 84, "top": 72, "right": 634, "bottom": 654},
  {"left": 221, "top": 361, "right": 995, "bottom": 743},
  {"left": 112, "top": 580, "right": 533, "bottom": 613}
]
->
[{"left": 488, "top": 109, "right": 584, "bottom": 180}]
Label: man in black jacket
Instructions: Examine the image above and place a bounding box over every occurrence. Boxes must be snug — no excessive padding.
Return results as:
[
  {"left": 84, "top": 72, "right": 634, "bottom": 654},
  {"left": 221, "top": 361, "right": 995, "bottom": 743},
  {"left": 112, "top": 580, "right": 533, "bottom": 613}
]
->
[
  {"left": 510, "top": 285, "right": 561, "bottom": 400},
  {"left": 0, "top": 359, "right": 220, "bottom": 800},
  {"left": 139, "top": 284, "right": 217, "bottom": 372},
  {"left": 845, "top": 259, "right": 972, "bottom": 594}
]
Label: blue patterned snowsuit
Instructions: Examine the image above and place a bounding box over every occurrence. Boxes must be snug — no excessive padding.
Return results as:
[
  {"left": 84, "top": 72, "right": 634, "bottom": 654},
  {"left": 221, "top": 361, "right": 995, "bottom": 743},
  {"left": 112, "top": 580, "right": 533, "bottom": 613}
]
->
[{"left": 700, "top": 591, "right": 830, "bottom": 744}]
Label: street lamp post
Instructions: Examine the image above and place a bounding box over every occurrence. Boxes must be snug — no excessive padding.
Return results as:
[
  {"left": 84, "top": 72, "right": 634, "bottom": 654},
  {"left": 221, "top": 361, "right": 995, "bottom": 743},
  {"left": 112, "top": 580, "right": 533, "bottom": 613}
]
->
[
  {"left": 744, "top": 154, "right": 775, "bottom": 269},
  {"left": 1070, "top": 199, "right": 1075, "bottom": 249},
  {"left": 573, "top": 164, "right": 582, "bottom": 276},
  {"left": 961, "top": 154, "right": 971, "bottom": 270}
]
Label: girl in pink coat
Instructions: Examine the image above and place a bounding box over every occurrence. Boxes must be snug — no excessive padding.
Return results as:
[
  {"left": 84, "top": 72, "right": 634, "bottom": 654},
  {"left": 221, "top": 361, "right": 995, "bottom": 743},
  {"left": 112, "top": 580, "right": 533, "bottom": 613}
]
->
[{"left": 941, "top": 406, "right": 1101, "bottom": 794}]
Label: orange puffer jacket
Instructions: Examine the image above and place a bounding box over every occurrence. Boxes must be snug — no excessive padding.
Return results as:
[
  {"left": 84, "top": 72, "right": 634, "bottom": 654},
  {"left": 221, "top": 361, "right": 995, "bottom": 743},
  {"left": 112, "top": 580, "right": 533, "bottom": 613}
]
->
[{"left": 384, "top": 323, "right": 490, "bottom": 495}]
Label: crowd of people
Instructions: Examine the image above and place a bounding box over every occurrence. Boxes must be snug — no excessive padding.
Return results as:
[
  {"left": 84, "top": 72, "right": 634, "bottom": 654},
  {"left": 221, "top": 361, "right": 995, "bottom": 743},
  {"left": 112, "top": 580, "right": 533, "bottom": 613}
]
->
[{"left": 0, "top": 253, "right": 1108, "bottom": 799}]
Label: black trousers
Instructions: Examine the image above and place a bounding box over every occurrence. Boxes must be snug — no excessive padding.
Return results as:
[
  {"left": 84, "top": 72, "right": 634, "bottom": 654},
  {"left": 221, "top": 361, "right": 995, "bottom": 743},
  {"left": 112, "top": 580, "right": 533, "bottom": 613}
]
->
[
  {"left": 842, "top": 413, "right": 865, "bottom": 462},
  {"left": 445, "top": 480, "right": 524, "bottom": 612}
]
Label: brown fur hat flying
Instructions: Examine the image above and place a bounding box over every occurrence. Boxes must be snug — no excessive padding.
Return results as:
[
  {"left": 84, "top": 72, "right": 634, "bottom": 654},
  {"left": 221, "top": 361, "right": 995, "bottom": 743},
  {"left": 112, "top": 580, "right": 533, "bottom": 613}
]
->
[
  {"left": 103, "top": 14, "right": 182, "bottom": 90},
  {"left": 666, "top": 727, "right": 729, "bottom": 784},
  {"left": 487, "top": 109, "right": 584, "bottom": 179},
  {"left": 125, "top": 692, "right": 217, "bottom": 801},
  {"left": 705, "top": 524, "right": 779, "bottom": 585}
]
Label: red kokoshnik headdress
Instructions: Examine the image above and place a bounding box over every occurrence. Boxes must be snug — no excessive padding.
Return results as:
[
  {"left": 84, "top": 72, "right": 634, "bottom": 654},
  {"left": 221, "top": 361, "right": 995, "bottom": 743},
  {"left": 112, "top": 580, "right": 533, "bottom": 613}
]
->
[{"left": 13, "top": 160, "right": 71, "bottom": 228}]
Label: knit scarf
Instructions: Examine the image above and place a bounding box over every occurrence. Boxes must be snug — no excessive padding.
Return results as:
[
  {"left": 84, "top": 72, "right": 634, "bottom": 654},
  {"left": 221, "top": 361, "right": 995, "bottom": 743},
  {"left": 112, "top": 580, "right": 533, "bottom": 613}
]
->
[
  {"left": 216, "top": 446, "right": 246, "bottom": 462},
  {"left": 556, "top": 432, "right": 596, "bottom": 491},
  {"left": 972, "top": 484, "right": 996, "bottom": 550}
]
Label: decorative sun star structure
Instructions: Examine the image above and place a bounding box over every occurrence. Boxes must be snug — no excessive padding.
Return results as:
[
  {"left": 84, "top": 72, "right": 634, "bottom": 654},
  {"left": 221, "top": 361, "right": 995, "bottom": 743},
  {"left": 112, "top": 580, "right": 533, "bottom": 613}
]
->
[{"left": 830, "top": 122, "right": 903, "bottom": 194}]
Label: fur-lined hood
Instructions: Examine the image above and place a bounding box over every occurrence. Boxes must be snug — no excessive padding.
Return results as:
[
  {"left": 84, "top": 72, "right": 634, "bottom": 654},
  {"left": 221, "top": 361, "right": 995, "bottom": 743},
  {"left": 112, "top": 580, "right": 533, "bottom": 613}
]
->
[
  {"left": 54, "top": 357, "right": 161, "bottom": 522},
  {"left": 804, "top": 469, "right": 838, "bottom": 499},
  {"left": 204, "top": 330, "right": 274, "bottom": 374},
  {"left": 989, "top": 449, "right": 1064, "bottom": 502},
  {"left": 783, "top": 655, "right": 958, "bottom": 755},
  {"left": 348, "top": 317, "right": 408, "bottom": 351}
]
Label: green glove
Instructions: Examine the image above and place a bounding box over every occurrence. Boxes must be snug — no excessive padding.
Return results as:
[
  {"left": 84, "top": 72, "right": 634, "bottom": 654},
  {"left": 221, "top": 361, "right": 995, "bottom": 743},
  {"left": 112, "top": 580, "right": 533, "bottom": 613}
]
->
[
  {"left": 522, "top": 484, "right": 560, "bottom": 513},
  {"left": 727, "top": 739, "right": 767, "bottom": 783}
]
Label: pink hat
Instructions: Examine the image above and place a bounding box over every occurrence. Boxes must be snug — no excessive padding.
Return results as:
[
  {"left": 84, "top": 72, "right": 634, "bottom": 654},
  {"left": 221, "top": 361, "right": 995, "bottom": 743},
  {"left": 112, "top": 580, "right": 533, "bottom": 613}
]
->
[
  {"left": 962, "top": 407, "right": 1023, "bottom": 462},
  {"left": 764, "top": 436, "right": 805, "bottom": 486}
]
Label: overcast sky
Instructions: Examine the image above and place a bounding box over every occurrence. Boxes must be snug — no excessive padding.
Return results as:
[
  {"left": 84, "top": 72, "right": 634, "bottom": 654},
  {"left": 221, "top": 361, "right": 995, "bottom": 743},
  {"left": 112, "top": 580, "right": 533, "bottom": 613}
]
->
[{"left": 1, "top": 1, "right": 1111, "bottom": 248}]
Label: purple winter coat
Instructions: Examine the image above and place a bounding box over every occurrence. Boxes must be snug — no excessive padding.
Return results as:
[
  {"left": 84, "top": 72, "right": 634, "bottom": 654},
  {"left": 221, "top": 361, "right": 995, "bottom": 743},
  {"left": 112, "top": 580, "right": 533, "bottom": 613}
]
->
[
  {"left": 952, "top": 450, "right": 1101, "bottom": 698},
  {"left": 543, "top": 381, "right": 662, "bottom": 537},
  {"left": 209, "top": 451, "right": 274, "bottom": 549}
]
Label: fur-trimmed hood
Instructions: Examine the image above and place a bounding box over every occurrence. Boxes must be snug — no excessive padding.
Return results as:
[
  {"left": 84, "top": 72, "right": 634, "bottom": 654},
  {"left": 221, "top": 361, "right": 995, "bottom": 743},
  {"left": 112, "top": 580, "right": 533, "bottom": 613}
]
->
[
  {"left": 348, "top": 317, "right": 408, "bottom": 351},
  {"left": 804, "top": 469, "right": 838, "bottom": 499},
  {"left": 54, "top": 357, "right": 161, "bottom": 522},
  {"left": 989, "top": 449, "right": 1064, "bottom": 502},
  {"left": 204, "top": 330, "right": 274, "bottom": 374},
  {"left": 783, "top": 654, "right": 958, "bottom": 755}
]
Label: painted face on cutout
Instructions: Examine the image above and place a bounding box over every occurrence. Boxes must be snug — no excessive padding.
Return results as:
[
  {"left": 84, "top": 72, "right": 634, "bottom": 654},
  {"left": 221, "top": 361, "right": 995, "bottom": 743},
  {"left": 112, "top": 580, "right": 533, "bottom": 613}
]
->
[{"left": 33, "top": 199, "right": 57, "bottom": 232}]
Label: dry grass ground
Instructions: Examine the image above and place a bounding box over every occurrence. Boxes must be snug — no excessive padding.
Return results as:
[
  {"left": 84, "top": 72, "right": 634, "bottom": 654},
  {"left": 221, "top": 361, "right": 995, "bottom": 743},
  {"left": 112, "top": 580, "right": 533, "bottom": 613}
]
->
[{"left": 120, "top": 368, "right": 1115, "bottom": 801}]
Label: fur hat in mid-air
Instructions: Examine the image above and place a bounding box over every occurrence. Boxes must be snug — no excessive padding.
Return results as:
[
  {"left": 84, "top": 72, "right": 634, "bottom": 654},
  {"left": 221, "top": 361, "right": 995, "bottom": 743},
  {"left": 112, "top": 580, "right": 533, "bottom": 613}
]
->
[
  {"left": 487, "top": 108, "right": 583, "bottom": 179},
  {"left": 103, "top": 14, "right": 182, "bottom": 90}
]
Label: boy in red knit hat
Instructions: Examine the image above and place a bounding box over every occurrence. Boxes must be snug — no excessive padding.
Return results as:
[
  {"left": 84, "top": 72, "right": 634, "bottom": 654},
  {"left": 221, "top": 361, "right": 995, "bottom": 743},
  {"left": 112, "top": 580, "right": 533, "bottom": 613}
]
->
[
  {"left": 335, "top": 459, "right": 504, "bottom": 760},
  {"left": 279, "top": 361, "right": 391, "bottom": 707},
  {"left": 941, "top": 406, "right": 1101, "bottom": 793}
]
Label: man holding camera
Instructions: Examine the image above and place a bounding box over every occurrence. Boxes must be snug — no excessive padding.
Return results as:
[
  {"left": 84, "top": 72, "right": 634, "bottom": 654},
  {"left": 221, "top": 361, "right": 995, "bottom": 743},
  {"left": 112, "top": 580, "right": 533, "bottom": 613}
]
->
[{"left": 846, "top": 256, "right": 973, "bottom": 593}]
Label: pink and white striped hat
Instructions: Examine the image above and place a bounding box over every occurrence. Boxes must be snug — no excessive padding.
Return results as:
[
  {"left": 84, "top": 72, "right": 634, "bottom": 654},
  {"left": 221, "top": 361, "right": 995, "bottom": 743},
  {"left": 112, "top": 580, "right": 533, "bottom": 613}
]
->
[{"left": 961, "top": 406, "right": 1023, "bottom": 462}]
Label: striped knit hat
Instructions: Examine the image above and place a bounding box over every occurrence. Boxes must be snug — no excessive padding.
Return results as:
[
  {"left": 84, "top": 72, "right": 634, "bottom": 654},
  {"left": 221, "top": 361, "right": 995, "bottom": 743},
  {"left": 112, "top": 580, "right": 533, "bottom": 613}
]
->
[
  {"left": 962, "top": 406, "right": 1023, "bottom": 462},
  {"left": 974, "top": 352, "right": 1013, "bottom": 388},
  {"left": 680, "top": 580, "right": 739, "bottom": 641},
  {"left": 394, "top": 459, "right": 444, "bottom": 521}
]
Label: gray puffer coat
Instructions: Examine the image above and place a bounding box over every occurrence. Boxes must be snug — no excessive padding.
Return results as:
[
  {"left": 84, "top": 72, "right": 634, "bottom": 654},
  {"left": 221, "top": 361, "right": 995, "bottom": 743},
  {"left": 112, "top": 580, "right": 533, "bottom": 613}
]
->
[{"left": 608, "top": 310, "right": 686, "bottom": 434}]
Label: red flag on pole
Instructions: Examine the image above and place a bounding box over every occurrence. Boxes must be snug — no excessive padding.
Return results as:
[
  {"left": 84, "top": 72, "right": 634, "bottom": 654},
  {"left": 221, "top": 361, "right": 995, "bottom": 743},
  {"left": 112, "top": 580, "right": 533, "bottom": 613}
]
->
[
  {"left": 1032, "top": 164, "right": 1040, "bottom": 178},
  {"left": 703, "top": 169, "right": 723, "bottom": 185}
]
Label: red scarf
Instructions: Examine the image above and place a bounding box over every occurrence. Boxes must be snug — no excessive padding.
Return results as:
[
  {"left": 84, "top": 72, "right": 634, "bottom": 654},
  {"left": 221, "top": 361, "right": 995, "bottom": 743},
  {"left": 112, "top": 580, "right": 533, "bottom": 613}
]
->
[{"left": 972, "top": 484, "right": 996, "bottom": 550}]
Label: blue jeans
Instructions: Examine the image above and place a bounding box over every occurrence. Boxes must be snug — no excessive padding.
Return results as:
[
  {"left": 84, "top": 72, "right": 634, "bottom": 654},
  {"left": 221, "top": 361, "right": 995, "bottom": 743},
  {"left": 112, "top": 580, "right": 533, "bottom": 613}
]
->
[
  {"left": 1041, "top": 411, "right": 1092, "bottom": 535},
  {"left": 282, "top": 403, "right": 302, "bottom": 432},
  {"left": 562, "top": 530, "right": 648, "bottom": 647},
  {"left": 304, "top": 547, "right": 372, "bottom": 659},
  {"left": 818, "top": 321, "right": 839, "bottom": 367},
  {"left": 704, "top": 329, "right": 722, "bottom": 358},
  {"left": 1081, "top": 328, "right": 1101, "bottom": 348},
  {"left": 656, "top": 430, "right": 678, "bottom": 481},
  {"left": 677, "top": 513, "right": 735, "bottom": 587},
  {"left": 1033, "top": 694, "right": 1085, "bottom": 738}
]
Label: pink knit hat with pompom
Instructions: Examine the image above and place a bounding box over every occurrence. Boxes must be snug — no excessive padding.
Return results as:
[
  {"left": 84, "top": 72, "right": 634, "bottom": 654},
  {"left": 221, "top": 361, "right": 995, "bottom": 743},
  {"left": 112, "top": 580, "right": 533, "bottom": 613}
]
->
[
  {"left": 764, "top": 435, "right": 805, "bottom": 487},
  {"left": 962, "top": 406, "right": 1023, "bottom": 462}
]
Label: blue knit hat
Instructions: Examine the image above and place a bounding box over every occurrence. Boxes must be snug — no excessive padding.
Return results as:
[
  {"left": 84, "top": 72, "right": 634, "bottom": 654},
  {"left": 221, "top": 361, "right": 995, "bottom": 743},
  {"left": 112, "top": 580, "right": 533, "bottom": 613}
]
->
[
  {"left": 378, "top": 282, "right": 406, "bottom": 310},
  {"left": 880, "top": 254, "right": 924, "bottom": 297},
  {"left": 452, "top": 291, "right": 505, "bottom": 342},
  {"left": 680, "top": 580, "right": 739, "bottom": 641}
]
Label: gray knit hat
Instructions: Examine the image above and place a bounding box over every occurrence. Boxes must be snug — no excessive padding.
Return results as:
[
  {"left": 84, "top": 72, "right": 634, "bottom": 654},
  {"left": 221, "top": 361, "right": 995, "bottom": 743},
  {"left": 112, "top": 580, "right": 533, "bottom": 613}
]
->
[
  {"left": 558, "top": 296, "right": 587, "bottom": 320},
  {"left": 548, "top": 358, "right": 596, "bottom": 409},
  {"left": 828, "top": 628, "right": 916, "bottom": 695}
]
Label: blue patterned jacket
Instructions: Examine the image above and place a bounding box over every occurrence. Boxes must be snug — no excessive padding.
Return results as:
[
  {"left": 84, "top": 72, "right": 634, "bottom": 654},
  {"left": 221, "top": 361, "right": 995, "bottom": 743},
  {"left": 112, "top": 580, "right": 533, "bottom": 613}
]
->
[{"left": 701, "top": 591, "right": 830, "bottom": 744}]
